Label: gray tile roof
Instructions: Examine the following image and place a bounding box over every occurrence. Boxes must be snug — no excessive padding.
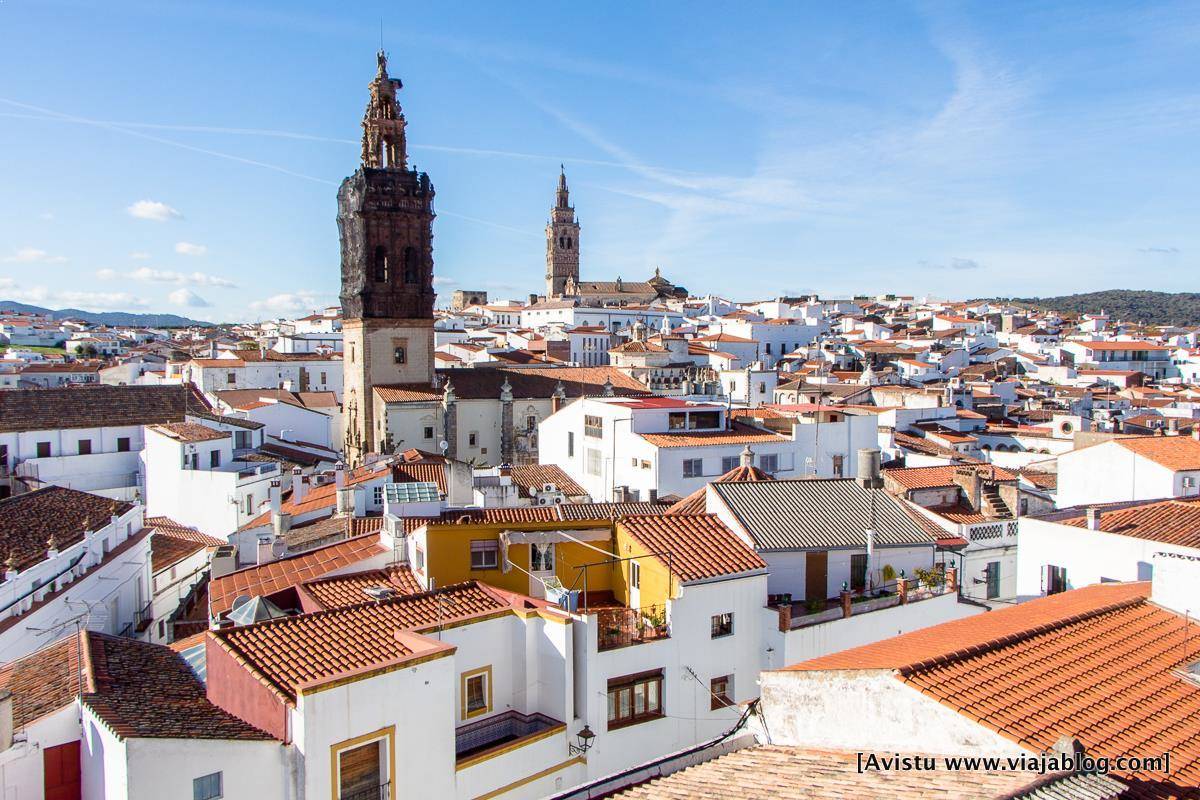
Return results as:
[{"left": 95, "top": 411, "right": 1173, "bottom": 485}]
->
[{"left": 710, "top": 478, "right": 936, "bottom": 551}]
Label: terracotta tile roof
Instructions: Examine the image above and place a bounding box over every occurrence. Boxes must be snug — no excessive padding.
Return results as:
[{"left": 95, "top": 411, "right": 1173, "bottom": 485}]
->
[
  {"left": 393, "top": 461, "right": 448, "bottom": 494},
  {"left": 666, "top": 464, "right": 774, "bottom": 515},
  {"left": 372, "top": 385, "right": 442, "bottom": 403},
  {"left": 885, "top": 464, "right": 1016, "bottom": 491},
  {"left": 507, "top": 464, "right": 587, "bottom": 499},
  {"left": 640, "top": 421, "right": 787, "bottom": 448},
  {"left": 300, "top": 565, "right": 423, "bottom": 610},
  {"left": 1116, "top": 437, "right": 1200, "bottom": 472},
  {"left": 1052, "top": 497, "right": 1200, "bottom": 548},
  {"left": 147, "top": 517, "right": 224, "bottom": 573},
  {"left": 1076, "top": 341, "right": 1172, "bottom": 352},
  {"left": 209, "top": 533, "right": 387, "bottom": 617},
  {"left": 149, "top": 421, "right": 230, "bottom": 443},
  {"left": 610, "top": 745, "right": 1103, "bottom": 799},
  {"left": 377, "top": 367, "right": 647, "bottom": 404},
  {"left": 82, "top": 632, "right": 274, "bottom": 740},
  {"left": 213, "top": 582, "right": 511, "bottom": 700},
  {"left": 0, "top": 384, "right": 196, "bottom": 432},
  {"left": 0, "top": 487, "right": 134, "bottom": 571},
  {"left": 618, "top": 514, "right": 766, "bottom": 583},
  {"left": 1017, "top": 469, "right": 1058, "bottom": 491},
  {"left": 0, "top": 633, "right": 84, "bottom": 728}
]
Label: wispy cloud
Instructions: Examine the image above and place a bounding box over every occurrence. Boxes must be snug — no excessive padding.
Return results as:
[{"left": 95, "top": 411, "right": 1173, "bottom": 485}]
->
[
  {"left": 168, "top": 288, "right": 211, "bottom": 307},
  {"left": 249, "top": 291, "right": 329, "bottom": 314},
  {"left": 1138, "top": 246, "right": 1180, "bottom": 254},
  {"left": 128, "top": 200, "right": 181, "bottom": 222},
  {"left": 920, "top": 257, "right": 983, "bottom": 271},
  {"left": 1, "top": 247, "right": 67, "bottom": 264},
  {"left": 98, "top": 266, "right": 236, "bottom": 288},
  {"left": 174, "top": 241, "right": 208, "bottom": 256},
  {"left": 0, "top": 278, "right": 148, "bottom": 311}
]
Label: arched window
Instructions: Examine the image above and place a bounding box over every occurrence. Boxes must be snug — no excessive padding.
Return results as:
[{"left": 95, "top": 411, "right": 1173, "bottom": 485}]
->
[
  {"left": 374, "top": 246, "right": 388, "bottom": 282},
  {"left": 403, "top": 247, "right": 418, "bottom": 283},
  {"left": 567, "top": 237, "right": 573, "bottom": 249}
]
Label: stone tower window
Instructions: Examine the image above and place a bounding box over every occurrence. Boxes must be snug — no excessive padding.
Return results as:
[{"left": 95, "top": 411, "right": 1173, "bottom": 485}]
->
[
  {"left": 403, "top": 247, "right": 418, "bottom": 283},
  {"left": 394, "top": 346, "right": 406, "bottom": 364},
  {"left": 374, "top": 246, "right": 388, "bottom": 282}
]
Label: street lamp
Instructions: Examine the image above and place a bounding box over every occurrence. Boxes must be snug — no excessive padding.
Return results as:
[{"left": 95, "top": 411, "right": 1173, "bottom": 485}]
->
[{"left": 569, "top": 725, "right": 595, "bottom": 756}]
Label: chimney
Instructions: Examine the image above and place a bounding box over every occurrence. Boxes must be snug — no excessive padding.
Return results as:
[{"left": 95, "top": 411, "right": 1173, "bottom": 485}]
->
[
  {"left": 1085, "top": 506, "right": 1102, "bottom": 530},
  {"left": 334, "top": 461, "right": 347, "bottom": 489},
  {"left": 209, "top": 545, "right": 238, "bottom": 580},
  {"left": 295, "top": 474, "right": 310, "bottom": 504},
  {"left": 0, "top": 690, "right": 12, "bottom": 752},
  {"left": 856, "top": 448, "right": 883, "bottom": 489},
  {"left": 272, "top": 511, "right": 292, "bottom": 538},
  {"left": 268, "top": 480, "right": 282, "bottom": 516},
  {"left": 740, "top": 445, "right": 755, "bottom": 469},
  {"left": 336, "top": 486, "right": 354, "bottom": 515},
  {"left": 1168, "top": 417, "right": 1180, "bottom": 435}
]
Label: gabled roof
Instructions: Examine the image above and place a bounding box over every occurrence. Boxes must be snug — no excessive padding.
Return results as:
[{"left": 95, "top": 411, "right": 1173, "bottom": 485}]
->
[
  {"left": 784, "top": 582, "right": 1199, "bottom": 794},
  {"left": 0, "top": 384, "right": 197, "bottom": 432},
  {"left": 618, "top": 514, "right": 766, "bottom": 583},
  {"left": 148, "top": 516, "right": 224, "bottom": 572},
  {"left": 711, "top": 478, "right": 935, "bottom": 551},
  {"left": 666, "top": 464, "right": 774, "bottom": 515},
  {"left": 300, "top": 564, "right": 423, "bottom": 610},
  {"left": 1049, "top": 496, "right": 1200, "bottom": 549},
  {"left": 376, "top": 367, "right": 647, "bottom": 404},
  {"left": 1115, "top": 436, "right": 1200, "bottom": 472},
  {"left": 885, "top": 464, "right": 1016, "bottom": 491},
  {"left": 0, "top": 487, "right": 134, "bottom": 572},
  {"left": 507, "top": 464, "right": 587, "bottom": 499}
]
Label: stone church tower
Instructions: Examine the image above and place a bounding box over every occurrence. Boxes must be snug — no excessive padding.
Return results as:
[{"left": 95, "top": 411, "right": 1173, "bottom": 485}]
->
[
  {"left": 338, "top": 51, "right": 437, "bottom": 466},
  {"left": 545, "top": 167, "right": 580, "bottom": 298}
]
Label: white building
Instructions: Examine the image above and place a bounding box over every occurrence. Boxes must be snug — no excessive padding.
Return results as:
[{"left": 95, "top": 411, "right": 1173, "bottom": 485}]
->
[{"left": 1056, "top": 433, "right": 1200, "bottom": 508}]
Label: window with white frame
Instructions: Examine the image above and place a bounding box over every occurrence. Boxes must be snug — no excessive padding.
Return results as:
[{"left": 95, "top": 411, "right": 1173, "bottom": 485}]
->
[
  {"left": 193, "top": 772, "right": 222, "bottom": 800},
  {"left": 759, "top": 454, "right": 779, "bottom": 474},
  {"left": 586, "top": 448, "right": 602, "bottom": 476},
  {"left": 470, "top": 540, "right": 499, "bottom": 570},
  {"left": 682, "top": 458, "right": 703, "bottom": 478},
  {"left": 721, "top": 456, "right": 738, "bottom": 473}
]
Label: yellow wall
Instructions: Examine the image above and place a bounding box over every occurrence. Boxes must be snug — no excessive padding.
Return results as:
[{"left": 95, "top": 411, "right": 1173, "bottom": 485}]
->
[
  {"left": 612, "top": 522, "right": 675, "bottom": 610},
  {"left": 423, "top": 520, "right": 616, "bottom": 597}
]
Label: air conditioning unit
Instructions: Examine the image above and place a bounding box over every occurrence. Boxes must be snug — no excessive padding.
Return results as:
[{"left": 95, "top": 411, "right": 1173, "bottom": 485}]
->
[{"left": 542, "top": 483, "right": 557, "bottom": 493}]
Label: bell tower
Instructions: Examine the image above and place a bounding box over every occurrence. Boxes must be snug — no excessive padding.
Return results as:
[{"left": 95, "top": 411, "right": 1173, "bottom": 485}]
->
[
  {"left": 338, "top": 50, "right": 437, "bottom": 466},
  {"left": 545, "top": 167, "right": 580, "bottom": 298}
]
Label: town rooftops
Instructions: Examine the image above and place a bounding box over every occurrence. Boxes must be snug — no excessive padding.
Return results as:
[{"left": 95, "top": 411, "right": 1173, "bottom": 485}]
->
[
  {"left": 0, "top": 487, "right": 134, "bottom": 572},
  {"left": 507, "top": 464, "right": 587, "bottom": 499},
  {"left": 710, "top": 478, "right": 936, "bottom": 551},
  {"left": 639, "top": 421, "right": 788, "bottom": 448},
  {"left": 666, "top": 463, "right": 774, "bottom": 515},
  {"left": 147, "top": 516, "right": 225, "bottom": 573},
  {"left": 0, "top": 384, "right": 197, "bottom": 433},
  {"left": 1034, "top": 496, "right": 1200, "bottom": 549},
  {"left": 211, "top": 581, "right": 528, "bottom": 701},
  {"left": 618, "top": 514, "right": 766, "bottom": 583},
  {"left": 299, "top": 564, "right": 423, "bottom": 610},
  {"left": 375, "top": 366, "right": 647, "bottom": 404},
  {"left": 148, "top": 421, "right": 230, "bottom": 443},
  {"left": 783, "top": 582, "right": 1199, "bottom": 794},
  {"left": 1074, "top": 341, "right": 1171, "bottom": 352},
  {"left": 884, "top": 464, "right": 1017, "bottom": 491}
]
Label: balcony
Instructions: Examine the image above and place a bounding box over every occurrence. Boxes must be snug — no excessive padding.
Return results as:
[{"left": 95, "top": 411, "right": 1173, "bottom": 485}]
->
[
  {"left": 776, "top": 574, "right": 957, "bottom": 632},
  {"left": 455, "top": 710, "right": 564, "bottom": 770},
  {"left": 596, "top": 604, "right": 670, "bottom": 651},
  {"left": 134, "top": 600, "right": 153, "bottom": 633},
  {"left": 339, "top": 782, "right": 390, "bottom": 800}
]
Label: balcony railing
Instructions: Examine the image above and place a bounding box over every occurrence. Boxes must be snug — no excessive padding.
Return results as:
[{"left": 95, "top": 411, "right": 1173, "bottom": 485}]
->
[
  {"left": 455, "top": 710, "right": 563, "bottom": 768},
  {"left": 339, "top": 782, "right": 390, "bottom": 800},
  {"left": 134, "top": 601, "right": 153, "bottom": 633},
  {"left": 597, "top": 604, "right": 670, "bottom": 651}
]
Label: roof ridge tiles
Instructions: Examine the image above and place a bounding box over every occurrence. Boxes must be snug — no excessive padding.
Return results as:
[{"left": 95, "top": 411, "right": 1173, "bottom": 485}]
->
[{"left": 897, "top": 593, "right": 1150, "bottom": 677}]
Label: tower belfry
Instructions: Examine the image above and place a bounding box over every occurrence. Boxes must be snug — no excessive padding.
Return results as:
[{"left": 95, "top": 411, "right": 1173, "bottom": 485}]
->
[
  {"left": 545, "top": 166, "right": 580, "bottom": 298},
  {"left": 338, "top": 51, "right": 437, "bottom": 466}
]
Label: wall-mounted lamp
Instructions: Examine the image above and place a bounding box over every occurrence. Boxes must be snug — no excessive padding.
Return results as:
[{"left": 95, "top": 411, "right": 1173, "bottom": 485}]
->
[{"left": 568, "top": 725, "right": 595, "bottom": 756}]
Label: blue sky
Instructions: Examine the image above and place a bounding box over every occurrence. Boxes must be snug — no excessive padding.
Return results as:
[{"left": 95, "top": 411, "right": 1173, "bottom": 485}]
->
[{"left": 1, "top": 1, "right": 1197, "bottom": 322}]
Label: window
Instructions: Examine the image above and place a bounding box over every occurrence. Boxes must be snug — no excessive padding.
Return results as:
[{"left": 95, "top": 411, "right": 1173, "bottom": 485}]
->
[
  {"left": 320, "top": 371, "right": 327, "bottom": 384},
  {"left": 36, "top": 441, "right": 50, "bottom": 458},
  {"left": 531, "top": 542, "right": 554, "bottom": 572},
  {"left": 526, "top": 415, "right": 537, "bottom": 434},
  {"left": 403, "top": 246, "right": 418, "bottom": 283},
  {"left": 193, "top": 772, "right": 223, "bottom": 800},
  {"left": 335, "top": 733, "right": 390, "bottom": 800},
  {"left": 710, "top": 612, "right": 733, "bottom": 638},
  {"left": 759, "top": 454, "right": 779, "bottom": 474},
  {"left": 116, "top": 437, "right": 131, "bottom": 452},
  {"left": 209, "top": 449, "right": 221, "bottom": 468},
  {"left": 850, "top": 553, "right": 867, "bottom": 592},
  {"left": 765, "top": 342, "right": 772, "bottom": 355},
  {"left": 1045, "top": 565, "right": 1068, "bottom": 595},
  {"left": 567, "top": 431, "right": 575, "bottom": 458},
  {"left": 244, "top": 494, "right": 254, "bottom": 516},
  {"left": 373, "top": 485, "right": 384, "bottom": 505},
  {"left": 423, "top": 426, "right": 434, "bottom": 440},
  {"left": 584, "top": 415, "right": 603, "bottom": 438},
  {"left": 234, "top": 430, "right": 251, "bottom": 449},
  {"left": 414, "top": 547, "right": 425, "bottom": 572},
  {"left": 393, "top": 346, "right": 406, "bottom": 364},
  {"left": 461, "top": 666, "right": 492, "bottom": 719},
  {"left": 630, "top": 560, "right": 640, "bottom": 589},
  {"left": 710, "top": 675, "right": 733, "bottom": 710},
  {"left": 721, "top": 456, "right": 739, "bottom": 473},
  {"left": 77, "top": 439, "right": 92, "bottom": 456},
  {"left": 470, "top": 540, "right": 499, "bottom": 570},
  {"left": 682, "top": 458, "right": 703, "bottom": 478},
  {"left": 831, "top": 454, "right": 844, "bottom": 478},
  {"left": 374, "top": 245, "right": 389, "bottom": 282},
  {"left": 226, "top": 372, "right": 236, "bottom": 385},
  {"left": 586, "top": 448, "right": 602, "bottom": 476},
  {"left": 607, "top": 670, "right": 663, "bottom": 730},
  {"left": 468, "top": 432, "right": 478, "bottom": 447}
]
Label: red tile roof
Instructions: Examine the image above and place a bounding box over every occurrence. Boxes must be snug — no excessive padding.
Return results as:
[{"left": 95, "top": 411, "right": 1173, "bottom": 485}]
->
[
  {"left": 0, "top": 487, "right": 134, "bottom": 571},
  {"left": 507, "top": 464, "right": 587, "bottom": 499},
  {"left": 666, "top": 464, "right": 773, "bottom": 515},
  {"left": 1116, "top": 437, "right": 1200, "bottom": 472},
  {"left": 209, "top": 533, "right": 387, "bottom": 617},
  {"left": 885, "top": 464, "right": 1016, "bottom": 491},
  {"left": 0, "top": 633, "right": 84, "bottom": 728},
  {"left": 300, "top": 565, "right": 423, "bottom": 610},
  {"left": 212, "top": 582, "right": 513, "bottom": 700},
  {"left": 618, "top": 514, "right": 767, "bottom": 583},
  {"left": 786, "top": 583, "right": 1200, "bottom": 794},
  {"left": 640, "top": 422, "right": 787, "bottom": 448},
  {"left": 149, "top": 421, "right": 230, "bottom": 443},
  {"left": 1056, "top": 497, "right": 1200, "bottom": 548}
]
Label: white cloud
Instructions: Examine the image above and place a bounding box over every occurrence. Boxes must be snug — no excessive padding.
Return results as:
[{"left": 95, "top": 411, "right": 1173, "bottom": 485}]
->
[
  {"left": 0, "top": 277, "right": 16, "bottom": 291},
  {"left": 432, "top": 276, "right": 458, "bottom": 287},
  {"left": 0, "top": 278, "right": 145, "bottom": 310},
  {"left": 130, "top": 251, "right": 151, "bottom": 260},
  {"left": 174, "top": 241, "right": 208, "bottom": 256},
  {"left": 249, "top": 291, "right": 325, "bottom": 314},
  {"left": 122, "top": 266, "right": 236, "bottom": 288},
  {"left": 127, "top": 200, "right": 181, "bottom": 222},
  {"left": 168, "top": 288, "right": 211, "bottom": 308},
  {"left": 95, "top": 268, "right": 119, "bottom": 280},
  {"left": 1, "top": 247, "right": 68, "bottom": 264},
  {"left": 38, "top": 212, "right": 54, "bottom": 221}
]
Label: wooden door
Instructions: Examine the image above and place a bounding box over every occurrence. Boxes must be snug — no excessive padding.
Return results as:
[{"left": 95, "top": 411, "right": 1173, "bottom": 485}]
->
[
  {"left": 44, "top": 741, "right": 81, "bottom": 800},
  {"left": 805, "top": 551, "right": 828, "bottom": 603}
]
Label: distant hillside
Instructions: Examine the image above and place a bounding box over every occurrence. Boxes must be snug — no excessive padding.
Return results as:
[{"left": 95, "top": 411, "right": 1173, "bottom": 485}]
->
[
  {"left": 997, "top": 290, "right": 1200, "bottom": 328},
  {"left": 0, "top": 300, "right": 213, "bottom": 328}
]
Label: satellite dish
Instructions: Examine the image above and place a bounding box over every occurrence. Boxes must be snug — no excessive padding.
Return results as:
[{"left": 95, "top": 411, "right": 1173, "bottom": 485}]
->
[{"left": 439, "top": 440, "right": 449, "bottom": 454}]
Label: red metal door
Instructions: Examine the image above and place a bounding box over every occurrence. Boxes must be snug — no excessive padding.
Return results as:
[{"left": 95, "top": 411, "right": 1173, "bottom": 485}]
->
[{"left": 44, "top": 741, "right": 81, "bottom": 800}]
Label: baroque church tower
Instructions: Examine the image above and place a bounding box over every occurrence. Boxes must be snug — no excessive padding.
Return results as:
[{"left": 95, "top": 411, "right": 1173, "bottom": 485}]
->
[
  {"left": 545, "top": 167, "right": 580, "bottom": 298},
  {"left": 338, "top": 51, "right": 437, "bottom": 466}
]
